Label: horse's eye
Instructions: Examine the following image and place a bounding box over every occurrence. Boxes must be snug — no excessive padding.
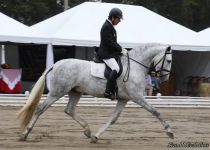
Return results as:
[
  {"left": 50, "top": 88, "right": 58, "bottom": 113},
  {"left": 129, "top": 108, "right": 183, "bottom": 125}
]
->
[{"left": 167, "top": 60, "right": 171, "bottom": 63}]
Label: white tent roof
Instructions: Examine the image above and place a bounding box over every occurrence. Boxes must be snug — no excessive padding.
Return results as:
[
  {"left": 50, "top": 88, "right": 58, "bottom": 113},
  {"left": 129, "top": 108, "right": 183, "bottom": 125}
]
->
[
  {"left": 198, "top": 27, "right": 210, "bottom": 36},
  {"left": 0, "top": 12, "right": 50, "bottom": 44},
  {"left": 1, "top": 2, "right": 209, "bottom": 50},
  {"left": 30, "top": 2, "right": 210, "bottom": 50},
  {"left": 197, "top": 27, "right": 210, "bottom": 46}
]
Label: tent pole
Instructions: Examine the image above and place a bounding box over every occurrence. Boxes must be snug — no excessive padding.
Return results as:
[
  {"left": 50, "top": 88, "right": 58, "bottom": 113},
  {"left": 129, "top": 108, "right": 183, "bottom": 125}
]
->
[
  {"left": 46, "top": 43, "right": 54, "bottom": 90},
  {"left": 64, "top": 0, "right": 69, "bottom": 10},
  {"left": 1, "top": 45, "right": 6, "bottom": 65}
]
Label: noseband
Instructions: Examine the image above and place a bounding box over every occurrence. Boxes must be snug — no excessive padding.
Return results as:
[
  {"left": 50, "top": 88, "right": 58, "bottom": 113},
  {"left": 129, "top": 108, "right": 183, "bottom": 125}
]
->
[{"left": 153, "top": 50, "right": 171, "bottom": 77}]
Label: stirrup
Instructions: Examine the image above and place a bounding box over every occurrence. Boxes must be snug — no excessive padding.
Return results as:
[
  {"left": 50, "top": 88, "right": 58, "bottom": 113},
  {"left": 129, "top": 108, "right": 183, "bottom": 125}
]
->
[{"left": 104, "top": 92, "right": 116, "bottom": 100}]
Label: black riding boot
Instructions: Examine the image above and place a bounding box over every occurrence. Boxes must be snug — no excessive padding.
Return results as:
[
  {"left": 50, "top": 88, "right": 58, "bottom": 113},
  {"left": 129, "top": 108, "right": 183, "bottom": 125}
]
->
[{"left": 104, "top": 70, "right": 118, "bottom": 100}]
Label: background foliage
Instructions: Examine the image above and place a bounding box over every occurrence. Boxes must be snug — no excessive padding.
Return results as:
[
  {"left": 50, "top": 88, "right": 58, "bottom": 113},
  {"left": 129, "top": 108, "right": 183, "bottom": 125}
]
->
[{"left": 0, "top": 0, "right": 210, "bottom": 31}]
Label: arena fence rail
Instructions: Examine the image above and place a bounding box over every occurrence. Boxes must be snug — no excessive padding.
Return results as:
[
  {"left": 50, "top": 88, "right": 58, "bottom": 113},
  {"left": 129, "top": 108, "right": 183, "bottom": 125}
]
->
[{"left": 0, "top": 94, "right": 210, "bottom": 108}]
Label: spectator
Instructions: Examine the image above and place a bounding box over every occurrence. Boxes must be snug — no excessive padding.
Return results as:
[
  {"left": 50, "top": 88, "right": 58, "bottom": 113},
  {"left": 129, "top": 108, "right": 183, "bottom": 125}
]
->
[
  {"left": 145, "top": 72, "right": 153, "bottom": 96},
  {"left": 151, "top": 71, "right": 160, "bottom": 95},
  {"left": 1, "top": 63, "right": 10, "bottom": 69}
]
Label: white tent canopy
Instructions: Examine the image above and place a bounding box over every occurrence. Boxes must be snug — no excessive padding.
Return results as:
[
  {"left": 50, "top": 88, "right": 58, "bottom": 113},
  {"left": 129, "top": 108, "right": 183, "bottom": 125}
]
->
[
  {"left": 30, "top": 2, "right": 210, "bottom": 50},
  {"left": 198, "top": 27, "right": 210, "bottom": 46},
  {"left": 1, "top": 2, "right": 209, "bottom": 49},
  {"left": 0, "top": 12, "right": 52, "bottom": 85},
  {"left": 198, "top": 27, "right": 210, "bottom": 36},
  {"left": 172, "top": 27, "right": 210, "bottom": 91},
  {"left": 0, "top": 12, "right": 50, "bottom": 44}
]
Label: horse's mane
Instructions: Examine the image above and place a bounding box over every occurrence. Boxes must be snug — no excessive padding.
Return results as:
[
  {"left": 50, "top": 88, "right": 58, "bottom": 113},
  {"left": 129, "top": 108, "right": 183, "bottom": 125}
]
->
[{"left": 129, "top": 43, "right": 162, "bottom": 60}]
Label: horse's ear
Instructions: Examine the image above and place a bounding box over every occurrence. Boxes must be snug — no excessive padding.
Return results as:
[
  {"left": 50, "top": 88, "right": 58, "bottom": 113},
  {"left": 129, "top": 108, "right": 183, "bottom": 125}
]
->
[{"left": 166, "top": 46, "right": 171, "bottom": 51}]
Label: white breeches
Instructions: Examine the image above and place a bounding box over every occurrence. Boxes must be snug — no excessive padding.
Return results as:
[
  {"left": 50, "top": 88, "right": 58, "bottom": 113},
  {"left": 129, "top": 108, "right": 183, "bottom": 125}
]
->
[{"left": 103, "top": 58, "right": 120, "bottom": 73}]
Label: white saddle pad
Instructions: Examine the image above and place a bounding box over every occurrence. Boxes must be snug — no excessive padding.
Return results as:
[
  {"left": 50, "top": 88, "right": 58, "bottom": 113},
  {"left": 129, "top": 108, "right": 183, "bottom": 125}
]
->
[{"left": 90, "top": 61, "right": 106, "bottom": 79}]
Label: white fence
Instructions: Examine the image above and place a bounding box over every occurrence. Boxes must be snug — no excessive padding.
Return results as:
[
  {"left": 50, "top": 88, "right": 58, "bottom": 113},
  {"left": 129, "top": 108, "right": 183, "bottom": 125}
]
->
[{"left": 0, "top": 94, "right": 210, "bottom": 108}]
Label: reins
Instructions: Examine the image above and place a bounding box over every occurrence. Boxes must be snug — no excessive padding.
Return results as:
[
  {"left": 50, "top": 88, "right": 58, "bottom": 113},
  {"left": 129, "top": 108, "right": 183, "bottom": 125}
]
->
[
  {"left": 127, "top": 54, "right": 150, "bottom": 69},
  {"left": 122, "top": 48, "right": 171, "bottom": 82},
  {"left": 122, "top": 53, "right": 151, "bottom": 82},
  {"left": 122, "top": 53, "right": 130, "bottom": 82}
]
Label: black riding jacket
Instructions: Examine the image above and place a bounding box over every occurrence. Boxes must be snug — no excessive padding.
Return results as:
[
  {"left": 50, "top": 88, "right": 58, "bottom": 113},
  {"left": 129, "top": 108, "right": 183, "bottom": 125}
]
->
[{"left": 97, "top": 20, "right": 122, "bottom": 59}]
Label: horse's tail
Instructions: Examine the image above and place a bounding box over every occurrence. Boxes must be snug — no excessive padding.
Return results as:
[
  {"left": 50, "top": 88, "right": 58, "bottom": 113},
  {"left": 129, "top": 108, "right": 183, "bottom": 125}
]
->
[{"left": 17, "top": 66, "right": 53, "bottom": 129}]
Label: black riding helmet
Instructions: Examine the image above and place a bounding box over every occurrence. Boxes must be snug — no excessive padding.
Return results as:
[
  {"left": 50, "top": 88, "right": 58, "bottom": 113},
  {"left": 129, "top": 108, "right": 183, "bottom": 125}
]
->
[{"left": 109, "top": 8, "right": 123, "bottom": 19}]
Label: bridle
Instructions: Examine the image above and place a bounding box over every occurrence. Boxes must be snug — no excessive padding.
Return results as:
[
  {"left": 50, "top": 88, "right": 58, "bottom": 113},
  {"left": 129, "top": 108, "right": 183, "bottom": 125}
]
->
[
  {"left": 152, "top": 49, "right": 172, "bottom": 78},
  {"left": 123, "top": 47, "right": 172, "bottom": 82}
]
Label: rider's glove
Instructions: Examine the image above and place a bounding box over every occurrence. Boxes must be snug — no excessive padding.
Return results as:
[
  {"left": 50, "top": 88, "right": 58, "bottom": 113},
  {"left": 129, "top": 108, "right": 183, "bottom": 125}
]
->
[{"left": 121, "top": 48, "right": 128, "bottom": 55}]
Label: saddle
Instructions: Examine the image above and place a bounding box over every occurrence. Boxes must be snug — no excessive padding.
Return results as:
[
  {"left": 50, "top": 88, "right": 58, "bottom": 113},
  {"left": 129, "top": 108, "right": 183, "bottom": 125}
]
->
[{"left": 93, "top": 54, "right": 123, "bottom": 79}]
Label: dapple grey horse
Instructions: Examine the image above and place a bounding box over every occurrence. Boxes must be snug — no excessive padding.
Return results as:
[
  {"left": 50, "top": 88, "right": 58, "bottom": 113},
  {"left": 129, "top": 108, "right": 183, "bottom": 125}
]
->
[{"left": 17, "top": 43, "right": 173, "bottom": 143}]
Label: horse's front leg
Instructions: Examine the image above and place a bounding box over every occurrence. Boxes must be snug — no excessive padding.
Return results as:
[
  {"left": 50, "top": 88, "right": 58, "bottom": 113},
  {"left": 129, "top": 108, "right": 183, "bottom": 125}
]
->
[
  {"left": 64, "top": 91, "right": 91, "bottom": 138},
  {"left": 90, "top": 100, "right": 127, "bottom": 143},
  {"left": 132, "top": 96, "right": 174, "bottom": 139}
]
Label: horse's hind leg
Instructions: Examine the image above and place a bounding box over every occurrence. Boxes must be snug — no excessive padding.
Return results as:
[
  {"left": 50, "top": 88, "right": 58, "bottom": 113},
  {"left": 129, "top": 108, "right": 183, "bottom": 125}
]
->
[
  {"left": 64, "top": 91, "right": 91, "bottom": 138},
  {"left": 19, "top": 94, "right": 62, "bottom": 141},
  {"left": 132, "top": 96, "right": 174, "bottom": 139}
]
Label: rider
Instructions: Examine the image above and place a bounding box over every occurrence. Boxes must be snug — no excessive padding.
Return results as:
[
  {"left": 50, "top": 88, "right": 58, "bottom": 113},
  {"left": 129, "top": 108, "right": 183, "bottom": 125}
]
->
[{"left": 97, "top": 8, "right": 127, "bottom": 100}]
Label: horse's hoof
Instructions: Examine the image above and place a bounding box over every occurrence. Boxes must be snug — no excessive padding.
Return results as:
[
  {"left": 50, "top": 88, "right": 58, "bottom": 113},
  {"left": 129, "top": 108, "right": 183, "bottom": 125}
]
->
[
  {"left": 19, "top": 134, "right": 27, "bottom": 141},
  {"left": 90, "top": 136, "right": 98, "bottom": 143},
  {"left": 84, "top": 129, "right": 91, "bottom": 138},
  {"left": 166, "top": 131, "right": 174, "bottom": 139}
]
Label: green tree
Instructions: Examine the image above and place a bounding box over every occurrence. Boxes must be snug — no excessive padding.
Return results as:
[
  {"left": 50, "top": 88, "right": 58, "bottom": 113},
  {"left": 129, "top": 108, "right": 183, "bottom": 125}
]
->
[
  {"left": 103, "top": 0, "right": 210, "bottom": 31},
  {"left": 0, "top": 0, "right": 63, "bottom": 25},
  {"left": 0, "top": 0, "right": 210, "bottom": 30}
]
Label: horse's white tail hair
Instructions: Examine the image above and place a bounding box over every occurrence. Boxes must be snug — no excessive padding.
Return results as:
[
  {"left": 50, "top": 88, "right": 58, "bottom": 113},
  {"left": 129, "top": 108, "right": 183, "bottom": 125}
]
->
[{"left": 17, "top": 66, "right": 53, "bottom": 129}]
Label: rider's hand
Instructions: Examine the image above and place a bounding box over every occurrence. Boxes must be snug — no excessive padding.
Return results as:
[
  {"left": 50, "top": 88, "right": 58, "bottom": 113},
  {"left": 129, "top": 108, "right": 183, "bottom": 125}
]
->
[{"left": 121, "top": 48, "right": 128, "bottom": 55}]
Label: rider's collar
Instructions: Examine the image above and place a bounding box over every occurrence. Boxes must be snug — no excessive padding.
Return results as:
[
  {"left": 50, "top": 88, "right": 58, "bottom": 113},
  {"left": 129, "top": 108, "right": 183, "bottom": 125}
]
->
[{"left": 107, "top": 19, "right": 114, "bottom": 27}]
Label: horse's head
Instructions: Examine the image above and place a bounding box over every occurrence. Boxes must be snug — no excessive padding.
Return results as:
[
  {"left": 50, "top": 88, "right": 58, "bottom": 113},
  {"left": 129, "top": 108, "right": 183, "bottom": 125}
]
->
[{"left": 152, "top": 46, "right": 172, "bottom": 83}]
